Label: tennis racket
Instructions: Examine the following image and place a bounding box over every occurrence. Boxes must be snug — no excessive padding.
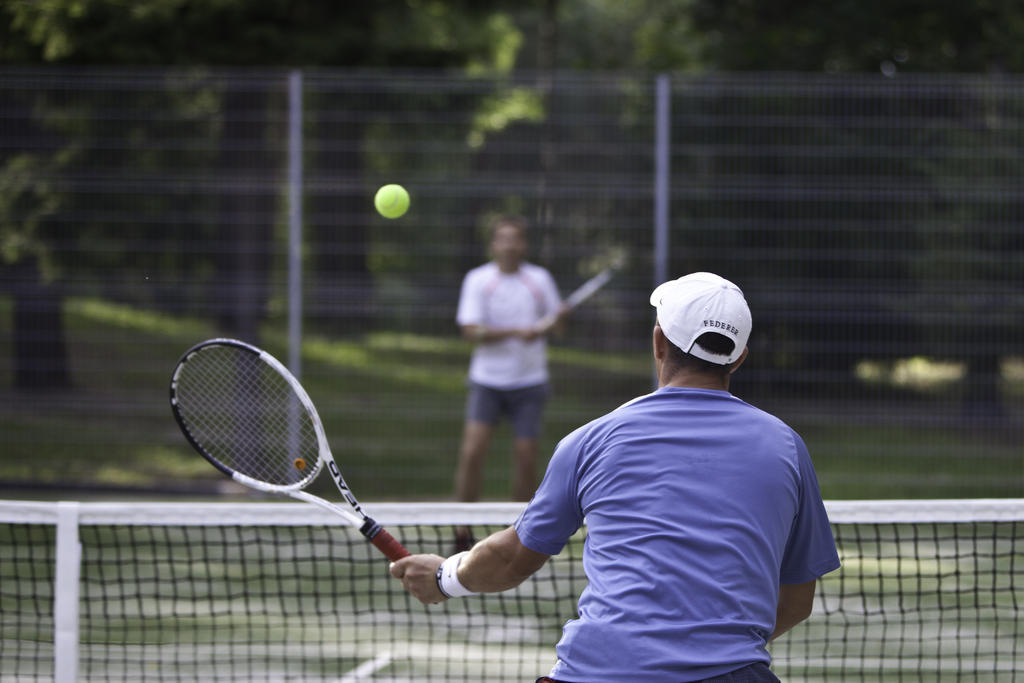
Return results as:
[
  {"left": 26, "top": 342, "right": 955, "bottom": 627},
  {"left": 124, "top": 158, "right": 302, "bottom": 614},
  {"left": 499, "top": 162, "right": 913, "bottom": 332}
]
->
[
  {"left": 564, "top": 266, "right": 616, "bottom": 309},
  {"left": 169, "top": 338, "right": 409, "bottom": 562},
  {"left": 537, "top": 265, "right": 619, "bottom": 329}
]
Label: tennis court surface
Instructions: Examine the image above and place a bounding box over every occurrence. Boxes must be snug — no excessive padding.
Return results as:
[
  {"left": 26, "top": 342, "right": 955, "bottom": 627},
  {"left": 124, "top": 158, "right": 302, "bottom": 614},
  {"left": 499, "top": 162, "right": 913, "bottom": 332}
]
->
[{"left": 2, "top": 499, "right": 1021, "bottom": 681}]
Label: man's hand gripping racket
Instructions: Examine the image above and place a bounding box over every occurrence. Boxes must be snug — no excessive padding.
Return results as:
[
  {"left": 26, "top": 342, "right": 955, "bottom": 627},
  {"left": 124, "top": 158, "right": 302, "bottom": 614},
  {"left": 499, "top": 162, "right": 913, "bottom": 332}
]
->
[{"left": 169, "top": 338, "right": 409, "bottom": 562}]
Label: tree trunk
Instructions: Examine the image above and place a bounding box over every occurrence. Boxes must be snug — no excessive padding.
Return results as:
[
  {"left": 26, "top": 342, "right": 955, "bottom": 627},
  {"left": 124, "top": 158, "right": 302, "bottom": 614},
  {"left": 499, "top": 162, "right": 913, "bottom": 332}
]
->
[
  {"left": 534, "top": 0, "right": 560, "bottom": 263},
  {"left": 214, "top": 85, "right": 273, "bottom": 343},
  {"left": 9, "top": 258, "right": 71, "bottom": 390},
  {"left": 308, "top": 103, "right": 372, "bottom": 334},
  {"left": 963, "top": 354, "right": 1004, "bottom": 422}
]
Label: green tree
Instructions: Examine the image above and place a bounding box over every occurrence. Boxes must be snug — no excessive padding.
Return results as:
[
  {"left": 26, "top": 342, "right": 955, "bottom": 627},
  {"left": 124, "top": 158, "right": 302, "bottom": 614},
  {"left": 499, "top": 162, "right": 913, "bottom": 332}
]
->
[
  {"left": 681, "top": 1, "right": 1024, "bottom": 416},
  {"left": 0, "top": 0, "right": 529, "bottom": 386},
  {"left": 688, "top": 0, "right": 1024, "bottom": 74}
]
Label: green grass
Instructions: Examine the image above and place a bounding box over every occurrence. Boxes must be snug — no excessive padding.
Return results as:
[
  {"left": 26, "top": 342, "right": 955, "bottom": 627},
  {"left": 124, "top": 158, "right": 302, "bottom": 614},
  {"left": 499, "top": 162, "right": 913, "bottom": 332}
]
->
[
  {"left": 804, "top": 423, "right": 1022, "bottom": 499},
  {"left": 0, "top": 295, "right": 1021, "bottom": 501}
]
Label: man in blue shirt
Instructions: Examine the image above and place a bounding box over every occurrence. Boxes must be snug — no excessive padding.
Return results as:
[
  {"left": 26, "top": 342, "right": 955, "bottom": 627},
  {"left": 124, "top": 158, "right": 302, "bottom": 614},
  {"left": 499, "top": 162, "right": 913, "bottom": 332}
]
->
[{"left": 391, "top": 272, "right": 841, "bottom": 682}]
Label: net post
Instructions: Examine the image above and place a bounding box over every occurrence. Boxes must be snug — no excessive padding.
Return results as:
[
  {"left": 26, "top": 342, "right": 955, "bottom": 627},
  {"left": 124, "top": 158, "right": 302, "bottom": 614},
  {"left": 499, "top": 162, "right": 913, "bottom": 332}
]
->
[{"left": 53, "top": 501, "right": 81, "bottom": 683}]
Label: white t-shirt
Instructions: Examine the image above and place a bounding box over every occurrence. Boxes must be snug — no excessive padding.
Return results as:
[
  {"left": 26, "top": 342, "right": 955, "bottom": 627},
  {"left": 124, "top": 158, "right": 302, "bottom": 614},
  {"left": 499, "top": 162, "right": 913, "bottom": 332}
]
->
[{"left": 456, "top": 261, "right": 561, "bottom": 389}]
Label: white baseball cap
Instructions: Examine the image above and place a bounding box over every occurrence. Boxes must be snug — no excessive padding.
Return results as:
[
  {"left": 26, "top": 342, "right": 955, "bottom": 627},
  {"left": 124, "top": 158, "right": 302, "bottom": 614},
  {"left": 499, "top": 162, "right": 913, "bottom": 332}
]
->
[{"left": 649, "top": 272, "right": 752, "bottom": 365}]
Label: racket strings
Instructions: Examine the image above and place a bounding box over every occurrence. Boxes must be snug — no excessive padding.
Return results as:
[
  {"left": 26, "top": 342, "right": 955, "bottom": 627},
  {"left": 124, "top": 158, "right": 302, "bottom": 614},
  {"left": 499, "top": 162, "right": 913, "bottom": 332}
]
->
[{"left": 175, "top": 347, "right": 321, "bottom": 487}]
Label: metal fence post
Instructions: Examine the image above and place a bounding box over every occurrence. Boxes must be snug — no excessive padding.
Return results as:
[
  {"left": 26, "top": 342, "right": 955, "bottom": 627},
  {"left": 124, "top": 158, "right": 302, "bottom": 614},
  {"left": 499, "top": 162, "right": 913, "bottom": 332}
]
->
[
  {"left": 288, "top": 70, "right": 304, "bottom": 379},
  {"left": 654, "top": 73, "right": 671, "bottom": 290},
  {"left": 653, "top": 74, "right": 672, "bottom": 388}
]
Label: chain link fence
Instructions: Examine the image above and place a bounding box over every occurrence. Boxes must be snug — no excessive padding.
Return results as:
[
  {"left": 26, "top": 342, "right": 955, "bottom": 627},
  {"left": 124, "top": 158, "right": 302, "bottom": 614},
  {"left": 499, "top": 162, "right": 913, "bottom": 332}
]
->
[{"left": 1, "top": 68, "right": 1021, "bottom": 499}]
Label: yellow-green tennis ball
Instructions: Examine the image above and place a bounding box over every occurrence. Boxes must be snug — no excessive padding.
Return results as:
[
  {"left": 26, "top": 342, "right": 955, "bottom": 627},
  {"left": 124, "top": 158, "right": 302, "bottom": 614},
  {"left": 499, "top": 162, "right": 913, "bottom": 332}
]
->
[{"left": 374, "top": 184, "right": 410, "bottom": 219}]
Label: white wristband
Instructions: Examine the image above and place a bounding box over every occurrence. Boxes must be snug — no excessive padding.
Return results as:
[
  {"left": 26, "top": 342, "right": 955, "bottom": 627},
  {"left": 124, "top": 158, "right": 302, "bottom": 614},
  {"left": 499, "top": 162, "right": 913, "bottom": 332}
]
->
[{"left": 436, "top": 551, "right": 477, "bottom": 598}]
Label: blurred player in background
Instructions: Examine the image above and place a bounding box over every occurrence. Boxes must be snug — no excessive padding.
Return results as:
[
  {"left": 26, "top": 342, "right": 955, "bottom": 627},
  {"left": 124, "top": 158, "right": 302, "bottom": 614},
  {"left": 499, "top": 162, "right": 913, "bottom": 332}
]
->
[
  {"left": 394, "top": 272, "right": 840, "bottom": 682},
  {"left": 453, "top": 215, "right": 567, "bottom": 548}
]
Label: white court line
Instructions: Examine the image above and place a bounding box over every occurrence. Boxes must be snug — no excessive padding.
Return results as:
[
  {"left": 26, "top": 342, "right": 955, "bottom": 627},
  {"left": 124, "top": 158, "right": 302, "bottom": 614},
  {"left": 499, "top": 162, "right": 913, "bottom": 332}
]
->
[{"left": 339, "top": 652, "right": 393, "bottom": 682}]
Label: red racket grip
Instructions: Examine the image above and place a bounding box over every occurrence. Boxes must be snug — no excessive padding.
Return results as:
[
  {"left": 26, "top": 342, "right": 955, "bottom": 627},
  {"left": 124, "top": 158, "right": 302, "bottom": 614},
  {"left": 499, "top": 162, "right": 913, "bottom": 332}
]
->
[{"left": 360, "top": 518, "right": 411, "bottom": 561}]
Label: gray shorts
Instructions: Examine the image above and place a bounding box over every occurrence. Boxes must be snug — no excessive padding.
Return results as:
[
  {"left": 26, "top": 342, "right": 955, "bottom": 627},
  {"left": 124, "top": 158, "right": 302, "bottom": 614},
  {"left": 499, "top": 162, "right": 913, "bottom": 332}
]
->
[{"left": 465, "top": 381, "right": 548, "bottom": 438}]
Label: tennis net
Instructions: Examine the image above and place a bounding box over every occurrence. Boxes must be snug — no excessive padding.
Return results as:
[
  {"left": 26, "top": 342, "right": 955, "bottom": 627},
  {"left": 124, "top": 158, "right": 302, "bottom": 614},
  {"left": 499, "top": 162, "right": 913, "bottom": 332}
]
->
[{"left": 1, "top": 499, "right": 1021, "bottom": 681}]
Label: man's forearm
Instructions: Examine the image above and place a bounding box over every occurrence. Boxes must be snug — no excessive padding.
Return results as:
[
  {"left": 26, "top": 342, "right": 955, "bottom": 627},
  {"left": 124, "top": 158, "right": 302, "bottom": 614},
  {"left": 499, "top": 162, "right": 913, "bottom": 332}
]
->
[
  {"left": 460, "top": 527, "right": 549, "bottom": 592},
  {"left": 769, "top": 580, "right": 817, "bottom": 642},
  {"left": 390, "top": 526, "right": 549, "bottom": 605},
  {"left": 462, "top": 324, "right": 517, "bottom": 344},
  {"left": 462, "top": 324, "right": 546, "bottom": 344}
]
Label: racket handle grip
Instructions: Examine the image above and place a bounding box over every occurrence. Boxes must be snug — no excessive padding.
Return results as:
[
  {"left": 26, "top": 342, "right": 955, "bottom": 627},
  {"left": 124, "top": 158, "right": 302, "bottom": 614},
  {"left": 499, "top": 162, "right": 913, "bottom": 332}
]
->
[{"left": 360, "top": 518, "right": 411, "bottom": 561}]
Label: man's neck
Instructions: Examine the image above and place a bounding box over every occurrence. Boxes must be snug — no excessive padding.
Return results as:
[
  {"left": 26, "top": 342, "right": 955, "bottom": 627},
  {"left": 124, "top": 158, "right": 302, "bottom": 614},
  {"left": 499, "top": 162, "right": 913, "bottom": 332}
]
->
[
  {"left": 496, "top": 260, "right": 521, "bottom": 274},
  {"left": 660, "top": 369, "right": 730, "bottom": 392}
]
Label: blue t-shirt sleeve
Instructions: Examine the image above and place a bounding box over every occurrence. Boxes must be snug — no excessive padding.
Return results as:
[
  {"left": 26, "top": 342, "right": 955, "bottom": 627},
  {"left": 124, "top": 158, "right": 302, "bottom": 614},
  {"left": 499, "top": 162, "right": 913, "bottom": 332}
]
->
[
  {"left": 779, "top": 433, "right": 841, "bottom": 584},
  {"left": 514, "top": 427, "right": 587, "bottom": 556}
]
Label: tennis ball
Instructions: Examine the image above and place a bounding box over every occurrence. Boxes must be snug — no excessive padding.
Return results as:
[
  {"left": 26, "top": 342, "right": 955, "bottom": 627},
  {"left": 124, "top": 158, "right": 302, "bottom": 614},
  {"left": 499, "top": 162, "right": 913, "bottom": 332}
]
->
[{"left": 374, "top": 184, "right": 410, "bottom": 219}]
